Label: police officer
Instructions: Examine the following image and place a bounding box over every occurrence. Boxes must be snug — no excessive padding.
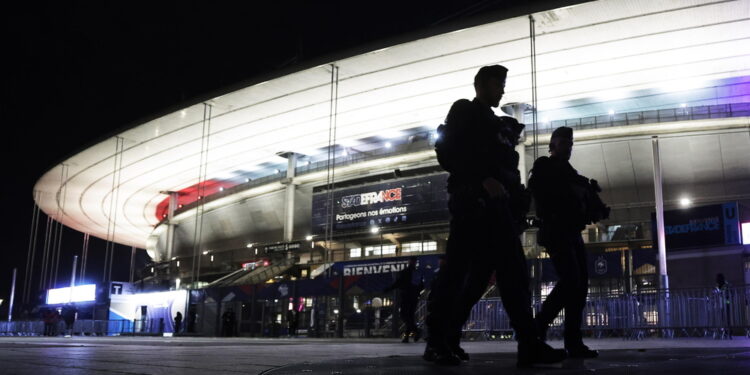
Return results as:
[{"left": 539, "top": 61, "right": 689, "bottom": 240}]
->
[
  {"left": 384, "top": 256, "right": 424, "bottom": 343},
  {"left": 424, "top": 65, "right": 567, "bottom": 367},
  {"left": 529, "top": 126, "right": 607, "bottom": 358}
]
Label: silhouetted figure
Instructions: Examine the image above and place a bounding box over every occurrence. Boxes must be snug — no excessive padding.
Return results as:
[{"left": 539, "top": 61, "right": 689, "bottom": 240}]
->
[
  {"left": 384, "top": 257, "right": 424, "bottom": 343},
  {"left": 43, "top": 308, "right": 58, "bottom": 336},
  {"left": 174, "top": 311, "right": 183, "bottom": 334},
  {"left": 187, "top": 308, "right": 197, "bottom": 333},
  {"left": 529, "top": 126, "right": 609, "bottom": 358},
  {"left": 287, "top": 309, "right": 298, "bottom": 337},
  {"left": 61, "top": 303, "right": 78, "bottom": 337},
  {"left": 715, "top": 273, "right": 732, "bottom": 339},
  {"left": 222, "top": 308, "right": 236, "bottom": 337},
  {"left": 425, "top": 65, "right": 567, "bottom": 367}
]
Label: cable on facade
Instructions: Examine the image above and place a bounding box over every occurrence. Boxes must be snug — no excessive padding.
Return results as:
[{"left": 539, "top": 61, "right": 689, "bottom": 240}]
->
[
  {"left": 324, "top": 64, "right": 339, "bottom": 278},
  {"left": 103, "top": 137, "right": 124, "bottom": 283},
  {"left": 22, "top": 190, "right": 42, "bottom": 304},
  {"left": 192, "top": 102, "right": 212, "bottom": 285},
  {"left": 38, "top": 215, "right": 51, "bottom": 290},
  {"left": 51, "top": 164, "right": 69, "bottom": 289},
  {"left": 529, "top": 15, "right": 539, "bottom": 163},
  {"left": 79, "top": 232, "right": 90, "bottom": 283}
]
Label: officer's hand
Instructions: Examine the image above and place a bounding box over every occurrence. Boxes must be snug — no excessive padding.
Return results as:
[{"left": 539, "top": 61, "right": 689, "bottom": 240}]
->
[{"left": 482, "top": 177, "right": 508, "bottom": 199}]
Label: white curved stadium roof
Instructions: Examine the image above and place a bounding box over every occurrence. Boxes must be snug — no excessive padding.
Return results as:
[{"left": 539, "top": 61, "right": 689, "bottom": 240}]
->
[{"left": 34, "top": 0, "right": 750, "bottom": 248}]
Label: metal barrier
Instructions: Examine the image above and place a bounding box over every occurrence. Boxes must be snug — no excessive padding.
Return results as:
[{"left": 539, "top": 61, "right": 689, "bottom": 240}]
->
[
  {"left": 4, "top": 286, "right": 748, "bottom": 339},
  {"left": 0, "top": 319, "right": 166, "bottom": 337},
  {"left": 462, "top": 286, "right": 750, "bottom": 340}
]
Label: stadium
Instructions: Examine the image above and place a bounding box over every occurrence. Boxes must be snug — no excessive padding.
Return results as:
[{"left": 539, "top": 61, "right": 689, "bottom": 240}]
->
[{"left": 28, "top": 0, "right": 750, "bottom": 337}]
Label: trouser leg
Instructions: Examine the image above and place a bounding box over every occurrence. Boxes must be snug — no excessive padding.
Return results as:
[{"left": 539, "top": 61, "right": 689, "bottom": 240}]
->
[
  {"left": 401, "top": 304, "right": 417, "bottom": 335},
  {"left": 425, "top": 218, "right": 471, "bottom": 348},
  {"left": 538, "top": 233, "right": 588, "bottom": 347},
  {"left": 564, "top": 236, "right": 588, "bottom": 346},
  {"left": 496, "top": 237, "right": 537, "bottom": 343},
  {"left": 447, "top": 253, "right": 493, "bottom": 347}
]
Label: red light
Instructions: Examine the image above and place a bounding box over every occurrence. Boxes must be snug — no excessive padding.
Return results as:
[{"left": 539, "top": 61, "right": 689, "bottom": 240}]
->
[{"left": 263, "top": 260, "right": 270, "bottom": 266}]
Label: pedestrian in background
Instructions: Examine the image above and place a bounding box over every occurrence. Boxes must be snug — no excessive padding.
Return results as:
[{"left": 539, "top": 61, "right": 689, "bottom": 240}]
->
[
  {"left": 61, "top": 303, "right": 78, "bottom": 337},
  {"left": 715, "top": 273, "right": 732, "bottom": 339},
  {"left": 385, "top": 256, "right": 424, "bottom": 343},
  {"left": 174, "top": 311, "right": 183, "bottom": 334}
]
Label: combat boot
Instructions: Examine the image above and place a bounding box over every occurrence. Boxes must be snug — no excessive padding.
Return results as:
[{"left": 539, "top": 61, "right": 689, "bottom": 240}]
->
[
  {"left": 423, "top": 343, "right": 461, "bottom": 366},
  {"left": 446, "top": 335, "right": 469, "bottom": 361},
  {"left": 517, "top": 339, "right": 567, "bottom": 368},
  {"left": 535, "top": 317, "right": 549, "bottom": 342},
  {"left": 566, "top": 344, "right": 599, "bottom": 358}
]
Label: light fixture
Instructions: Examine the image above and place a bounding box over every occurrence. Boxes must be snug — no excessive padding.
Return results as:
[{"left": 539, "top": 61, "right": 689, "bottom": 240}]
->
[
  {"left": 175, "top": 278, "right": 181, "bottom": 289},
  {"left": 246, "top": 243, "right": 254, "bottom": 248},
  {"left": 171, "top": 257, "right": 177, "bottom": 260},
  {"left": 219, "top": 187, "right": 224, "bottom": 192},
  {"left": 176, "top": 261, "right": 180, "bottom": 267},
  {"left": 371, "top": 227, "right": 380, "bottom": 234},
  {"left": 245, "top": 178, "right": 250, "bottom": 182},
  {"left": 385, "top": 142, "right": 392, "bottom": 148},
  {"left": 305, "top": 235, "right": 313, "bottom": 241},
  {"left": 274, "top": 169, "right": 280, "bottom": 174},
  {"left": 679, "top": 197, "right": 692, "bottom": 207},
  {"left": 210, "top": 255, "right": 214, "bottom": 262},
  {"left": 202, "top": 250, "right": 209, "bottom": 255}
]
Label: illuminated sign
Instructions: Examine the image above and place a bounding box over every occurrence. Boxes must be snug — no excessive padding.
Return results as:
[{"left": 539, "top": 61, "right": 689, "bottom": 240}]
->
[
  {"left": 242, "top": 259, "right": 270, "bottom": 269},
  {"left": 343, "top": 259, "right": 410, "bottom": 276},
  {"left": 653, "top": 202, "right": 741, "bottom": 250},
  {"left": 311, "top": 174, "right": 449, "bottom": 234},
  {"left": 46, "top": 284, "right": 96, "bottom": 304},
  {"left": 264, "top": 242, "right": 301, "bottom": 253},
  {"left": 742, "top": 223, "right": 750, "bottom": 245},
  {"left": 341, "top": 188, "right": 402, "bottom": 208},
  {"left": 109, "top": 290, "right": 187, "bottom": 333}
]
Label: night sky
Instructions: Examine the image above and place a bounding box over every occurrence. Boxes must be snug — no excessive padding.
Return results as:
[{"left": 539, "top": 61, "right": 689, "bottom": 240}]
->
[{"left": 1, "top": 1, "right": 566, "bottom": 316}]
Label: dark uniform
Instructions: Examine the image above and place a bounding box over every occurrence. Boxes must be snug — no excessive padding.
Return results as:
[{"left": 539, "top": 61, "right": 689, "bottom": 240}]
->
[
  {"left": 174, "top": 311, "right": 183, "bottom": 334},
  {"left": 529, "top": 129, "right": 608, "bottom": 354},
  {"left": 426, "top": 97, "right": 548, "bottom": 364},
  {"left": 384, "top": 261, "right": 424, "bottom": 342}
]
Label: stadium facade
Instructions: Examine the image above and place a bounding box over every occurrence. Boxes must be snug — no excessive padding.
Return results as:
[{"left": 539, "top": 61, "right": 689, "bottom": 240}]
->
[{"left": 32, "top": 0, "right": 750, "bottom": 336}]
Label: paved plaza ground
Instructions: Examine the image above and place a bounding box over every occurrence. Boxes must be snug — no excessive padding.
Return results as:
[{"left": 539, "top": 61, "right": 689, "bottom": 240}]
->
[{"left": 0, "top": 336, "right": 748, "bottom": 374}]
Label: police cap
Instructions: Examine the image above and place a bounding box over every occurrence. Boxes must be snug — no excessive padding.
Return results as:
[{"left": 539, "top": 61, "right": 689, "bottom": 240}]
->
[
  {"left": 474, "top": 65, "right": 508, "bottom": 85},
  {"left": 550, "top": 126, "right": 573, "bottom": 141}
]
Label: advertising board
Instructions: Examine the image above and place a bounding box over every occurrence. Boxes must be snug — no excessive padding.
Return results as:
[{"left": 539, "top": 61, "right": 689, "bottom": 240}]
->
[
  {"left": 311, "top": 174, "right": 449, "bottom": 234},
  {"left": 651, "top": 202, "right": 741, "bottom": 250}
]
